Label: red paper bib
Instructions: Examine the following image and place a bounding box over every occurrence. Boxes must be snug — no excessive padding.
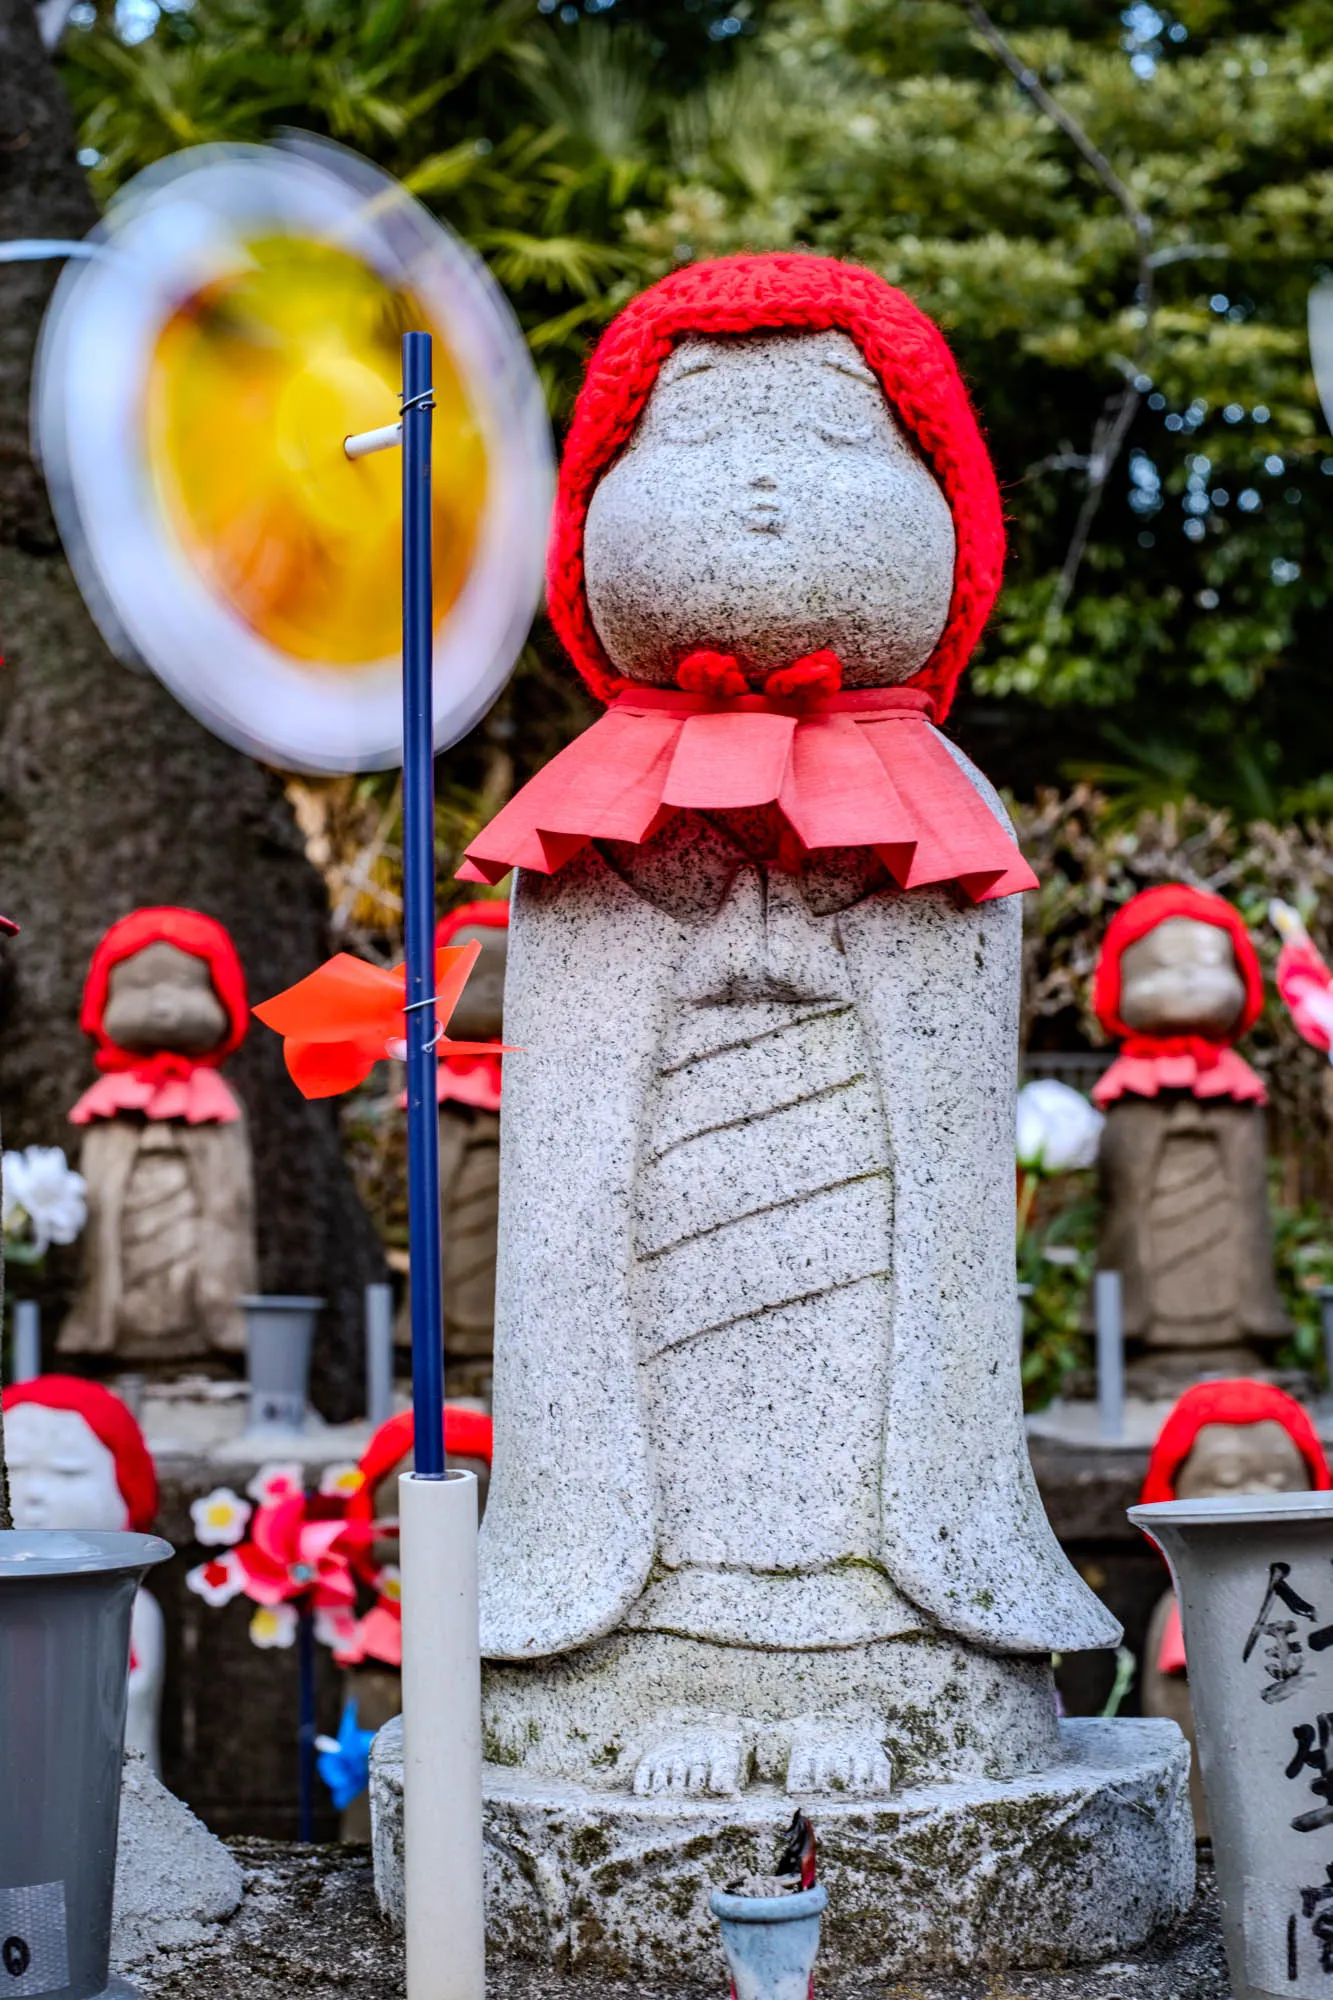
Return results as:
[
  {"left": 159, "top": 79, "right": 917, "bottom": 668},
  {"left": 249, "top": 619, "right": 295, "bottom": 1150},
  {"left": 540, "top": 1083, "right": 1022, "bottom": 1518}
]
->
[{"left": 459, "top": 686, "right": 1035, "bottom": 905}]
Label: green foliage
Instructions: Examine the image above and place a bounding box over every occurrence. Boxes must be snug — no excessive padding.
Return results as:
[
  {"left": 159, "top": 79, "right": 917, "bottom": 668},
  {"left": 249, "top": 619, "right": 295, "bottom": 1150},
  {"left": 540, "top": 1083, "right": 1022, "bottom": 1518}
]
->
[
  {"left": 58, "top": 0, "right": 1333, "bottom": 802},
  {"left": 1017, "top": 1170, "right": 1097, "bottom": 1409}
]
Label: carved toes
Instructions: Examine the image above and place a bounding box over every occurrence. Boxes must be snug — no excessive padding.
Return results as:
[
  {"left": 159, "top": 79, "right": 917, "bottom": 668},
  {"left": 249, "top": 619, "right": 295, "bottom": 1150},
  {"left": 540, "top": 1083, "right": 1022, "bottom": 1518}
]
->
[
  {"left": 632, "top": 1728, "right": 748, "bottom": 1798},
  {"left": 786, "top": 1726, "right": 892, "bottom": 1797}
]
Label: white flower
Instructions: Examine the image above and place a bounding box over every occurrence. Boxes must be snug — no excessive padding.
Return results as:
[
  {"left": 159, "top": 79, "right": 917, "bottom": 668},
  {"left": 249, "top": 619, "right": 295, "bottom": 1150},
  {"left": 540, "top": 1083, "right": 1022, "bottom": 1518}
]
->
[
  {"left": 249, "top": 1603, "right": 298, "bottom": 1649},
  {"left": 318, "top": 1462, "right": 362, "bottom": 1500},
  {"left": 190, "top": 1487, "right": 251, "bottom": 1547},
  {"left": 1016, "top": 1080, "right": 1104, "bottom": 1174},
  {"left": 376, "top": 1564, "right": 402, "bottom": 1605},
  {"left": 246, "top": 1462, "right": 303, "bottom": 1507},
  {"left": 186, "top": 1550, "right": 247, "bottom": 1608},
  {"left": 313, "top": 1605, "right": 358, "bottom": 1650},
  {"left": 2, "top": 1146, "right": 87, "bottom": 1254}
]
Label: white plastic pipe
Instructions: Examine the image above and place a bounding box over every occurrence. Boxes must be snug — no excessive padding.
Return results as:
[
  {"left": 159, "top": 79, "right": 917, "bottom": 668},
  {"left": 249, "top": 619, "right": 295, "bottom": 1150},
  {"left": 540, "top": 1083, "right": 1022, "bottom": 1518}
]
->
[
  {"left": 345, "top": 420, "right": 403, "bottom": 460},
  {"left": 399, "top": 1469, "right": 485, "bottom": 2000}
]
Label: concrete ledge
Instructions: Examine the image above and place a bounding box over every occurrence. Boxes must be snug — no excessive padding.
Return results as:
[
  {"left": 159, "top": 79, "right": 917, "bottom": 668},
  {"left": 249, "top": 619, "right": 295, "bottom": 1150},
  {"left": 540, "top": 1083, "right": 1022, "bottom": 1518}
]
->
[{"left": 370, "top": 1715, "right": 1194, "bottom": 1981}]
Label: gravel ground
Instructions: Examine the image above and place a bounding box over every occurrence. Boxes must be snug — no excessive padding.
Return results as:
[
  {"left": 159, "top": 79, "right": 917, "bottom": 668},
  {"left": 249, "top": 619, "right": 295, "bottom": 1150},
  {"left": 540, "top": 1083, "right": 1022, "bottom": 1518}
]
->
[{"left": 122, "top": 1838, "right": 1230, "bottom": 2000}]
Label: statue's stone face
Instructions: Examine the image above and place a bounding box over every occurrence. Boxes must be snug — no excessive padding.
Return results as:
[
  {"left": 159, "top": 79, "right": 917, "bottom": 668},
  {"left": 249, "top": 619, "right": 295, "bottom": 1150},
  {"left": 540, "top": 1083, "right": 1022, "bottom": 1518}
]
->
[
  {"left": 583, "top": 332, "right": 957, "bottom": 689},
  {"left": 6, "top": 1403, "right": 129, "bottom": 1531},
  {"left": 1117, "top": 917, "right": 1246, "bottom": 1038},
  {"left": 1174, "top": 1419, "right": 1310, "bottom": 1500},
  {"left": 444, "top": 925, "right": 507, "bottom": 1042},
  {"left": 102, "top": 940, "right": 230, "bottom": 1056}
]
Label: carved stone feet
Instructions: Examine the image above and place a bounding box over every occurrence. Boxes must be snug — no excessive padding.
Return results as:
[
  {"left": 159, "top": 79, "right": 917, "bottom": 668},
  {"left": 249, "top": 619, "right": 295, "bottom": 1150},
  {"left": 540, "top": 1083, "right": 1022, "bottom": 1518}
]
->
[
  {"left": 631, "top": 1725, "right": 750, "bottom": 1798},
  {"left": 785, "top": 1721, "right": 893, "bottom": 1796}
]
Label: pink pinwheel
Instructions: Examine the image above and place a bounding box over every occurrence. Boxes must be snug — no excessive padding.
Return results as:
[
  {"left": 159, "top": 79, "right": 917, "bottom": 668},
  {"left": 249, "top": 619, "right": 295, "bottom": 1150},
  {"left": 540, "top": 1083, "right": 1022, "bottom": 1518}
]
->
[
  {"left": 234, "top": 1494, "right": 357, "bottom": 1613},
  {"left": 1272, "top": 901, "right": 1333, "bottom": 1056}
]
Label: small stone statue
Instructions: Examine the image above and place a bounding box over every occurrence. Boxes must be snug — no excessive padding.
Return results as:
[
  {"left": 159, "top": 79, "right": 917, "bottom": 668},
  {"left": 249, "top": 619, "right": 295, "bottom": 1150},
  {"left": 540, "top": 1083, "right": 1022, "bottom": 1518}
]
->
[
  {"left": 1138, "top": 1379, "right": 1328, "bottom": 1833},
  {"left": 2, "top": 1373, "right": 165, "bottom": 1770},
  {"left": 460, "top": 253, "right": 1118, "bottom": 1803},
  {"left": 1091, "top": 884, "right": 1288, "bottom": 1394},
  {"left": 397, "top": 903, "right": 508, "bottom": 1400},
  {"left": 60, "top": 908, "right": 257, "bottom": 1367}
]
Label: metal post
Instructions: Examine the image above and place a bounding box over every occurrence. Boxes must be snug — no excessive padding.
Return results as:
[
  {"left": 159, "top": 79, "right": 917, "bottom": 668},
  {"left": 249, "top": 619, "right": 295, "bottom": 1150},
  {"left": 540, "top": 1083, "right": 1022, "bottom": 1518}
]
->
[
  {"left": 11, "top": 1301, "right": 40, "bottom": 1384},
  {"left": 400, "top": 329, "right": 446, "bottom": 1481},
  {"left": 1095, "top": 1269, "right": 1125, "bottom": 1443},
  {"left": 365, "top": 1282, "right": 396, "bottom": 1430},
  {"left": 1318, "top": 1287, "right": 1333, "bottom": 1411},
  {"left": 297, "top": 1601, "right": 316, "bottom": 1843}
]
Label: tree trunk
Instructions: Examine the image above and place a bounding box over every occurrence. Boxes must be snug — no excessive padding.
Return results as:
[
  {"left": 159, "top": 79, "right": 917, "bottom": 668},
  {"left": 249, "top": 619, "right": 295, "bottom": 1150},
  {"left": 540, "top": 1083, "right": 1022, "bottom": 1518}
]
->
[{"left": 0, "top": 0, "right": 385, "bottom": 1418}]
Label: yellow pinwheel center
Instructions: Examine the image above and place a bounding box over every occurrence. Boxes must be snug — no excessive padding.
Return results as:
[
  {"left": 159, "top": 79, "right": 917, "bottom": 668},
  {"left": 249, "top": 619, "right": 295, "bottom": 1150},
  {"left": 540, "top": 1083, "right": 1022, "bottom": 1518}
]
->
[{"left": 146, "top": 238, "right": 488, "bottom": 665}]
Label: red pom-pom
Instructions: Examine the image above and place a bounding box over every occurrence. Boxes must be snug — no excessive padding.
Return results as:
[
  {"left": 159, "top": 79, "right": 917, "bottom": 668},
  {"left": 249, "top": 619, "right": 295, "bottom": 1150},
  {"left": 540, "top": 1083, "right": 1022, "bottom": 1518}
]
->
[
  {"left": 764, "top": 650, "right": 843, "bottom": 701},
  {"left": 675, "top": 651, "right": 749, "bottom": 698}
]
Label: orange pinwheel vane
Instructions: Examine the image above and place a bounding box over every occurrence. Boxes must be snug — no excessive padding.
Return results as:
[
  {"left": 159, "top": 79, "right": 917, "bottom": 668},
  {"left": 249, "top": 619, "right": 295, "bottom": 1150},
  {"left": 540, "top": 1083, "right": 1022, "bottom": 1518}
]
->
[{"left": 254, "top": 941, "right": 510, "bottom": 1099}]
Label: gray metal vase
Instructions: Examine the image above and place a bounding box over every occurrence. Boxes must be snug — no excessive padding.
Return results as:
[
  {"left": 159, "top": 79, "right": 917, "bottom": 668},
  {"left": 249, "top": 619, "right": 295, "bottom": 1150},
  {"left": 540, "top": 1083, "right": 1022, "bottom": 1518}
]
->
[
  {"left": 0, "top": 1529, "right": 172, "bottom": 2000},
  {"left": 240, "top": 1295, "right": 324, "bottom": 1436},
  {"left": 1129, "top": 1491, "right": 1333, "bottom": 2000},
  {"left": 709, "top": 1884, "right": 827, "bottom": 2000}
]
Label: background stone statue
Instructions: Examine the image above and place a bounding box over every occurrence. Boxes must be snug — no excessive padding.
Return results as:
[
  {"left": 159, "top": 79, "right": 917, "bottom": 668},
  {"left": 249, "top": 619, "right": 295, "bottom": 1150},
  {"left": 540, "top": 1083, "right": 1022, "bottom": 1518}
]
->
[
  {"left": 2, "top": 1372, "right": 165, "bottom": 1769},
  {"left": 60, "top": 907, "right": 257, "bottom": 1368},
  {"left": 1091, "top": 885, "right": 1288, "bottom": 1395},
  {"left": 396, "top": 902, "right": 508, "bottom": 1401},
  {"left": 461, "top": 253, "right": 1118, "bottom": 1802},
  {"left": 1137, "top": 1379, "right": 1329, "bottom": 1833}
]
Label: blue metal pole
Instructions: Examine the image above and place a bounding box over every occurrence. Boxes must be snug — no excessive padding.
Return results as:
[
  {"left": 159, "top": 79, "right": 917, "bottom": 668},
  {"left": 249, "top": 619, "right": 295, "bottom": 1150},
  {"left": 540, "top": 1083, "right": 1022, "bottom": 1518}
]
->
[
  {"left": 297, "top": 1601, "right": 315, "bottom": 1842},
  {"left": 401, "top": 329, "right": 446, "bottom": 1482}
]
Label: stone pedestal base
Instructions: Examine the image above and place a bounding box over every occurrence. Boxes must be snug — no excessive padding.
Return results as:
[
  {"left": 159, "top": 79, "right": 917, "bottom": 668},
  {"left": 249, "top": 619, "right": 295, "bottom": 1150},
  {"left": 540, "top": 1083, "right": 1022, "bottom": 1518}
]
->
[{"left": 370, "top": 1715, "right": 1193, "bottom": 1980}]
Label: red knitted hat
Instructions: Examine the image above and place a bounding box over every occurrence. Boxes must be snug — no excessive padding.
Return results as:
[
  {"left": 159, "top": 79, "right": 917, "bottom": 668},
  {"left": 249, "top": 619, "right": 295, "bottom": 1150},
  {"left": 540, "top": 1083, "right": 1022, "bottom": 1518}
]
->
[
  {"left": 2, "top": 1374, "right": 159, "bottom": 1530},
  {"left": 81, "top": 908, "right": 249, "bottom": 1072},
  {"left": 548, "top": 252, "right": 1005, "bottom": 723},
  {"left": 345, "top": 1405, "right": 495, "bottom": 1523},
  {"left": 1093, "top": 885, "right": 1264, "bottom": 1045},
  {"left": 1139, "top": 1380, "right": 1331, "bottom": 1507},
  {"left": 434, "top": 902, "right": 509, "bottom": 949}
]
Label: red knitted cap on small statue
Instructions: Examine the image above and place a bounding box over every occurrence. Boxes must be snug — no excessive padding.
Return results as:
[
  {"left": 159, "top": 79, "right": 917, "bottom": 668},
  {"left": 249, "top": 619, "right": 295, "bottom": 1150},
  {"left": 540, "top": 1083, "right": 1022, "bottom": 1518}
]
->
[
  {"left": 346, "top": 1406, "right": 495, "bottom": 1523},
  {"left": 1139, "top": 1380, "right": 1331, "bottom": 1507},
  {"left": 548, "top": 252, "right": 1005, "bottom": 723},
  {"left": 81, "top": 907, "right": 249, "bottom": 1073},
  {"left": 1093, "top": 885, "right": 1264, "bottom": 1046},
  {"left": 2, "top": 1374, "right": 159, "bottom": 1530},
  {"left": 435, "top": 902, "right": 509, "bottom": 949}
]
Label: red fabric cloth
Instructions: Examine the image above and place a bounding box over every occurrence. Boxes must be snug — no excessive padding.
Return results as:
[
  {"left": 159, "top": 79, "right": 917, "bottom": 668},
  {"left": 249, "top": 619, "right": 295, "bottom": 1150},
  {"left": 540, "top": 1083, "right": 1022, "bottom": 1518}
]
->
[
  {"left": 74, "top": 908, "right": 248, "bottom": 1126},
  {"left": 1093, "top": 1042, "right": 1267, "bottom": 1108},
  {"left": 2, "top": 1373, "right": 158, "bottom": 1530},
  {"left": 432, "top": 904, "right": 507, "bottom": 1110},
  {"left": 546, "top": 253, "right": 1005, "bottom": 723},
  {"left": 1156, "top": 1597, "right": 1187, "bottom": 1676},
  {"left": 1138, "top": 1380, "right": 1332, "bottom": 1508},
  {"left": 1089, "top": 885, "right": 1265, "bottom": 1104},
  {"left": 345, "top": 1406, "right": 495, "bottom": 1524},
  {"left": 461, "top": 684, "right": 1036, "bottom": 904}
]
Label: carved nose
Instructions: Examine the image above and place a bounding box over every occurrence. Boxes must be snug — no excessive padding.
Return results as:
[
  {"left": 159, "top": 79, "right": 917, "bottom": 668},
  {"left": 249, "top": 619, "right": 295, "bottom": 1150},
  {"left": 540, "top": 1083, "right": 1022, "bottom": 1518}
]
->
[{"left": 750, "top": 473, "right": 778, "bottom": 491}]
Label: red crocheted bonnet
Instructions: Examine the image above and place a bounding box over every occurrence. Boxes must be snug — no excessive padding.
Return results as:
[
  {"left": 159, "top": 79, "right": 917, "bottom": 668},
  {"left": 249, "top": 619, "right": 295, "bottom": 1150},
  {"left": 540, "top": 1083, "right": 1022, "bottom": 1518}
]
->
[
  {"left": 1092, "top": 884, "right": 1264, "bottom": 1045},
  {"left": 1139, "top": 1380, "right": 1331, "bottom": 1507},
  {"left": 2, "top": 1374, "right": 159, "bottom": 1530},
  {"left": 434, "top": 901, "right": 509, "bottom": 949},
  {"left": 548, "top": 252, "right": 1005, "bottom": 723},
  {"left": 81, "top": 908, "right": 249, "bottom": 1072},
  {"left": 346, "top": 1406, "right": 495, "bottom": 1523}
]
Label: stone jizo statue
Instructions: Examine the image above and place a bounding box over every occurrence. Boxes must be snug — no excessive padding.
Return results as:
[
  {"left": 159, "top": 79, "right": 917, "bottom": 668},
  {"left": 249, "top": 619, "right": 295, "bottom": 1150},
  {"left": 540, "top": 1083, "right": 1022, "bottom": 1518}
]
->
[
  {"left": 1137, "top": 1379, "right": 1328, "bottom": 1834},
  {"left": 459, "top": 253, "right": 1118, "bottom": 1803},
  {"left": 1091, "top": 885, "right": 1288, "bottom": 1394},
  {"left": 396, "top": 903, "right": 508, "bottom": 1400},
  {"left": 60, "top": 908, "right": 257, "bottom": 1368},
  {"left": 2, "top": 1374, "right": 165, "bottom": 1770}
]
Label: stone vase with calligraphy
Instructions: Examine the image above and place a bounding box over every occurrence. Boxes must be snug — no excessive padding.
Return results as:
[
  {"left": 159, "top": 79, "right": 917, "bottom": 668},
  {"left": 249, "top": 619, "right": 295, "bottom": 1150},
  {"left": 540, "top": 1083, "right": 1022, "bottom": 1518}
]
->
[{"left": 1130, "top": 1491, "right": 1333, "bottom": 2000}]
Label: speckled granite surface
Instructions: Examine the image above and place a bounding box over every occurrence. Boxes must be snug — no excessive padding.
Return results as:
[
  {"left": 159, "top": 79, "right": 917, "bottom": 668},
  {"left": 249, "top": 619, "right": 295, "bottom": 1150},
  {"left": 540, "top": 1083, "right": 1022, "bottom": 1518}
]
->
[{"left": 122, "top": 1837, "right": 1229, "bottom": 2000}]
